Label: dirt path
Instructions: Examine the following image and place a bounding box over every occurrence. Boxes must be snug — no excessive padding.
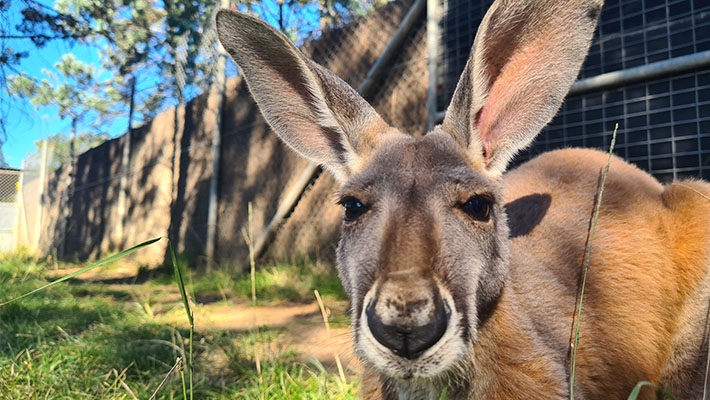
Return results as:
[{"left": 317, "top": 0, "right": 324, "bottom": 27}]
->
[
  {"left": 52, "top": 264, "right": 358, "bottom": 371},
  {"left": 190, "top": 301, "right": 357, "bottom": 370}
]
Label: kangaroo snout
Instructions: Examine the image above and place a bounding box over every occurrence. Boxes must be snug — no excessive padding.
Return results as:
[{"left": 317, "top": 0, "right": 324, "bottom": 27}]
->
[{"left": 365, "top": 276, "right": 450, "bottom": 360}]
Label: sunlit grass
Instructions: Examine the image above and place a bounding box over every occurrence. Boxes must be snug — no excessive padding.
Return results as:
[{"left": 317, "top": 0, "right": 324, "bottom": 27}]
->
[
  {"left": 0, "top": 249, "right": 357, "bottom": 399},
  {"left": 0, "top": 253, "right": 181, "bottom": 399},
  {"left": 158, "top": 257, "right": 348, "bottom": 305}
]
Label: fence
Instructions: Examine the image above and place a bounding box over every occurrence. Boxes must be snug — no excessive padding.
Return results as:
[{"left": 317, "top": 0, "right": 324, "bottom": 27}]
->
[
  {"left": 428, "top": 0, "right": 710, "bottom": 181},
  {"left": 32, "top": 0, "right": 427, "bottom": 268},
  {"left": 0, "top": 169, "right": 20, "bottom": 252},
  {"left": 30, "top": 0, "right": 710, "bottom": 268}
]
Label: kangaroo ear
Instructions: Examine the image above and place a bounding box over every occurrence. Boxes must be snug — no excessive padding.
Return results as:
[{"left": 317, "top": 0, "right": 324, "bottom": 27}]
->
[
  {"left": 216, "top": 10, "right": 398, "bottom": 181},
  {"left": 442, "top": 0, "right": 603, "bottom": 176}
]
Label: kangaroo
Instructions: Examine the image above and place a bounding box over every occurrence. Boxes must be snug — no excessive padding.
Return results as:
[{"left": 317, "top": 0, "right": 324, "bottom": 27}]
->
[{"left": 215, "top": 0, "right": 710, "bottom": 398}]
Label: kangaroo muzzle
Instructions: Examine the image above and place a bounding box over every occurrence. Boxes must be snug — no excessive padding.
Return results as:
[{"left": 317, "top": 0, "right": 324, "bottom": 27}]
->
[{"left": 365, "top": 274, "right": 450, "bottom": 360}]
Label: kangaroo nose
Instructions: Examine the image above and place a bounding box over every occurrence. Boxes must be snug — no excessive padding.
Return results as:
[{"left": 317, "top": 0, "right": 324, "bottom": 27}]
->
[{"left": 365, "top": 283, "right": 450, "bottom": 360}]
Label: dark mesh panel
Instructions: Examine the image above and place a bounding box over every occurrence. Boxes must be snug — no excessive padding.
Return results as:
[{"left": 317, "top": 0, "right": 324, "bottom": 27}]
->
[{"left": 435, "top": 0, "right": 710, "bottom": 180}]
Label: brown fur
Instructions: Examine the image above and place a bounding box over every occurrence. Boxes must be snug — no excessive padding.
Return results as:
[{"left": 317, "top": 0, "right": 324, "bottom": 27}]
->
[
  {"left": 216, "top": 0, "right": 710, "bottom": 398},
  {"left": 502, "top": 149, "right": 710, "bottom": 399}
]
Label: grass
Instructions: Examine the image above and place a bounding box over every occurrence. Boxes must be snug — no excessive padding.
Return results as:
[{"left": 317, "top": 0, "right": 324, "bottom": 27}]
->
[
  {"left": 627, "top": 381, "right": 677, "bottom": 400},
  {"left": 160, "top": 257, "right": 348, "bottom": 306},
  {"left": 0, "top": 247, "right": 358, "bottom": 399},
  {"left": 568, "top": 124, "right": 618, "bottom": 399}
]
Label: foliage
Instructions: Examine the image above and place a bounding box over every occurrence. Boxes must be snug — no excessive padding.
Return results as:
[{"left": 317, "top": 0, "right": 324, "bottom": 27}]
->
[
  {"left": 2, "top": 0, "right": 218, "bottom": 161},
  {"left": 47, "top": 132, "right": 109, "bottom": 170},
  {"left": 239, "top": 0, "right": 390, "bottom": 42},
  {"left": 0, "top": 0, "right": 109, "bottom": 139},
  {"left": 6, "top": 54, "right": 118, "bottom": 171},
  {"left": 7, "top": 54, "right": 121, "bottom": 122}
]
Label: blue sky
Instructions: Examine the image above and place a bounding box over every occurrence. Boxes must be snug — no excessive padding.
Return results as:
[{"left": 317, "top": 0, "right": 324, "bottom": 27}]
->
[
  {"left": 3, "top": 40, "right": 129, "bottom": 169},
  {"left": 2, "top": 0, "right": 129, "bottom": 169}
]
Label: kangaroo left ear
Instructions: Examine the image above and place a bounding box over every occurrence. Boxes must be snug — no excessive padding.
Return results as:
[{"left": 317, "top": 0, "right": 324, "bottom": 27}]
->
[
  {"left": 216, "top": 10, "right": 402, "bottom": 182},
  {"left": 442, "top": 0, "right": 603, "bottom": 176}
]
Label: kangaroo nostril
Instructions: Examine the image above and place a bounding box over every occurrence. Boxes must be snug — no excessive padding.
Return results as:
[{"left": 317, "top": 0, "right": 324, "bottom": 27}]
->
[{"left": 365, "top": 293, "right": 450, "bottom": 360}]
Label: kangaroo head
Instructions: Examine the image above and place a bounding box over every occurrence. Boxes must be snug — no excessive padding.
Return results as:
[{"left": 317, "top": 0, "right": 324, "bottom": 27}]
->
[{"left": 216, "top": 0, "right": 601, "bottom": 381}]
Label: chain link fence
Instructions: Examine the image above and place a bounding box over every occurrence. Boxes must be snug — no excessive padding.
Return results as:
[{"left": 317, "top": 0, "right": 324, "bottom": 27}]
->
[
  {"left": 31, "top": 0, "right": 427, "bottom": 269},
  {"left": 266, "top": 0, "right": 427, "bottom": 263},
  {"left": 0, "top": 169, "right": 20, "bottom": 253}
]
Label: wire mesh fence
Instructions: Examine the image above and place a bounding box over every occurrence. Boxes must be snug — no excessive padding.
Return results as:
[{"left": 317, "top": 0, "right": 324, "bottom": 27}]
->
[
  {"left": 29, "top": 0, "right": 426, "bottom": 268},
  {"left": 430, "top": 0, "right": 710, "bottom": 181},
  {"left": 0, "top": 169, "right": 20, "bottom": 253},
  {"left": 267, "top": 0, "right": 428, "bottom": 264}
]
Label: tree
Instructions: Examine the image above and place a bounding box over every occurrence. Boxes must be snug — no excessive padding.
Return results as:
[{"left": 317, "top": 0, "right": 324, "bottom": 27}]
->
[
  {"left": 0, "top": 0, "right": 116, "bottom": 140},
  {"left": 50, "top": 0, "right": 218, "bottom": 124},
  {"left": 7, "top": 53, "right": 119, "bottom": 173},
  {"left": 7, "top": 53, "right": 121, "bottom": 131},
  {"left": 1, "top": 0, "right": 209, "bottom": 157}
]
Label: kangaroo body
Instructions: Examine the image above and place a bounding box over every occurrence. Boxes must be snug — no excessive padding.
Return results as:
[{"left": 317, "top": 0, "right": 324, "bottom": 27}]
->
[
  {"left": 359, "top": 148, "right": 710, "bottom": 399},
  {"left": 504, "top": 149, "right": 710, "bottom": 399},
  {"left": 215, "top": 0, "right": 710, "bottom": 397}
]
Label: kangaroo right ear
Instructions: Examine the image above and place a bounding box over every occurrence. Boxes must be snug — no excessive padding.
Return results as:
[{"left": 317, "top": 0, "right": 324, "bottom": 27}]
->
[
  {"left": 442, "top": 0, "right": 603, "bottom": 176},
  {"left": 216, "top": 10, "right": 399, "bottom": 182}
]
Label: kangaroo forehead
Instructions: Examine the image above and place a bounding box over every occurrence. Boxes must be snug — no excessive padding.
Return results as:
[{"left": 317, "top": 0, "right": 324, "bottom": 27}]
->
[{"left": 344, "top": 133, "right": 492, "bottom": 194}]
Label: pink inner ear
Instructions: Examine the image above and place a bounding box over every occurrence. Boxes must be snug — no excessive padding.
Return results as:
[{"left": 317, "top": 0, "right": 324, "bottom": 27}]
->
[
  {"left": 475, "top": 103, "right": 496, "bottom": 165},
  {"left": 474, "top": 36, "right": 552, "bottom": 166}
]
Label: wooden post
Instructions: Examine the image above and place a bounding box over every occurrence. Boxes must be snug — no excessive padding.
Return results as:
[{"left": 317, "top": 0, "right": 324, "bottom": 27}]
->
[{"left": 170, "top": 35, "right": 187, "bottom": 247}]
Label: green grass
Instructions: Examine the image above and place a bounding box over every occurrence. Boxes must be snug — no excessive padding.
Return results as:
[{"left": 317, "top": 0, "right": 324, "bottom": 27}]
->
[
  {"left": 0, "top": 251, "right": 358, "bottom": 399},
  {"left": 627, "top": 381, "right": 677, "bottom": 400},
  {"left": 157, "top": 257, "right": 348, "bottom": 305},
  {"left": 569, "top": 124, "right": 617, "bottom": 399}
]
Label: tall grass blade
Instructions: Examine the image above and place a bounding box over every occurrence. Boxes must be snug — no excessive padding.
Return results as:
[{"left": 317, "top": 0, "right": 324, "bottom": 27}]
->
[
  {"left": 168, "top": 240, "right": 193, "bottom": 326},
  {"left": 168, "top": 240, "right": 194, "bottom": 400},
  {"left": 241, "top": 202, "right": 263, "bottom": 393},
  {"left": 249, "top": 202, "right": 256, "bottom": 308},
  {"left": 149, "top": 357, "right": 182, "bottom": 400},
  {"left": 314, "top": 289, "right": 347, "bottom": 388},
  {"left": 439, "top": 384, "right": 448, "bottom": 400},
  {"left": 0, "top": 237, "right": 161, "bottom": 307},
  {"left": 627, "top": 381, "right": 677, "bottom": 400},
  {"left": 628, "top": 381, "right": 653, "bottom": 400},
  {"left": 569, "top": 124, "right": 618, "bottom": 399}
]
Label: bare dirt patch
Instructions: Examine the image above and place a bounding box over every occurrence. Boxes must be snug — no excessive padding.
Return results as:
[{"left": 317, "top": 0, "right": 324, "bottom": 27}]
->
[{"left": 54, "top": 265, "right": 358, "bottom": 371}]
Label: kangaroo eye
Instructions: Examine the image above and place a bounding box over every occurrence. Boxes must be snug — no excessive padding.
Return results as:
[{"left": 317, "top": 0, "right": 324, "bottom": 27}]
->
[
  {"left": 460, "top": 195, "right": 492, "bottom": 222},
  {"left": 342, "top": 198, "right": 368, "bottom": 222}
]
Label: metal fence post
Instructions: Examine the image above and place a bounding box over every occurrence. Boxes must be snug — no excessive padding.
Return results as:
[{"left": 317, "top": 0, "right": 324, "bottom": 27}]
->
[
  {"left": 116, "top": 76, "right": 136, "bottom": 248},
  {"left": 205, "top": 0, "right": 231, "bottom": 267},
  {"left": 15, "top": 161, "right": 27, "bottom": 250},
  {"left": 33, "top": 140, "right": 48, "bottom": 251},
  {"left": 58, "top": 118, "right": 77, "bottom": 259},
  {"left": 426, "top": 0, "right": 442, "bottom": 130}
]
